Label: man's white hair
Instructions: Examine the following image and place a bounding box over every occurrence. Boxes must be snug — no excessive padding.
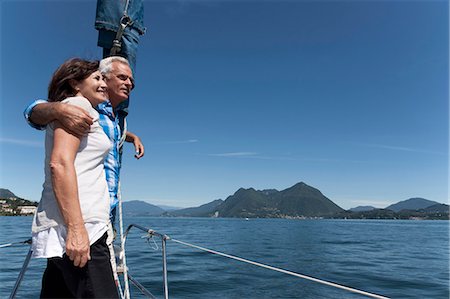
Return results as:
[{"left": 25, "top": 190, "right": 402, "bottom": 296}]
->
[{"left": 99, "top": 56, "right": 130, "bottom": 75}]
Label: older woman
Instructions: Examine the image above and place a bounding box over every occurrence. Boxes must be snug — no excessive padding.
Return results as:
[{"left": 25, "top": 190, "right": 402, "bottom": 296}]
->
[{"left": 32, "top": 58, "right": 118, "bottom": 298}]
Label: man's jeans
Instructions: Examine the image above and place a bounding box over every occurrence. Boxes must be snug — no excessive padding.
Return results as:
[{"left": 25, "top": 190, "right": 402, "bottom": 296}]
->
[
  {"left": 97, "top": 28, "right": 140, "bottom": 74},
  {"left": 95, "top": 0, "right": 146, "bottom": 74}
]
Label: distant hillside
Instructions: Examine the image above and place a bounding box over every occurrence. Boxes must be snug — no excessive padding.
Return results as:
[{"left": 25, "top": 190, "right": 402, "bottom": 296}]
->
[
  {"left": 334, "top": 209, "right": 398, "bottom": 220},
  {"left": 422, "top": 204, "right": 450, "bottom": 214},
  {"left": 349, "top": 206, "right": 376, "bottom": 212},
  {"left": 157, "top": 205, "right": 182, "bottom": 211},
  {"left": 0, "top": 188, "right": 19, "bottom": 199},
  {"left": 261, "top": 189, "right": 278, "bottom": 196},
  {"left": 122, "top": 200, "right": 165, "bottom": 216},
  {"left": 333, "top": 203, "right": 449, "bottom": 220},
  {"left": 216, "top": 182, "right": 344, "bottom": 218},
  {"left": 0, "top": 188, "right": 37, "bottom": 216},
  {"left": 217, "top": 187, "right": 272, "bottom": 218},
  {"left": 386, "top": 198, "right": 439, "bottom": 212},
  {"left": 276, "top": 182, "right": 343, "bottom": 216},
  {"left": 165, "top": 199, "right": 223, "bottom": 217}
]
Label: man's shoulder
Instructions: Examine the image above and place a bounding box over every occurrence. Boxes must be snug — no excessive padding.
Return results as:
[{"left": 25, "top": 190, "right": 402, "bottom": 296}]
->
[{"left": 96, "top": 100, "right": 113, "bottom": 114}]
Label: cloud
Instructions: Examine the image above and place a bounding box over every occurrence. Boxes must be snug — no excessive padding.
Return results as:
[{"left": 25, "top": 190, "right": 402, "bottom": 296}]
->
[
  {"left": 208, "top": 152, "right": 297, "bottom": 161},
  {"left": 154, "top": 139, "right": 199, "bottom": 145},
  {"left": 359, "top": 143, "right": 445, "bottom": 155},
  {"left": 301, "top": 157, "right": 371, "bottom": 164},
  {"left": 208, "top": 152, "right": 259, "bottom": 157},
  {"left": 0, "top": 137, "right": 43, "bottom": 148}
]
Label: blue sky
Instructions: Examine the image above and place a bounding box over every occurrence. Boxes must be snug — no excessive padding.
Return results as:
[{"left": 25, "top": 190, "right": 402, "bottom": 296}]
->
[{"left": 0, "top": 0, "right": 448, "bottom": 209}]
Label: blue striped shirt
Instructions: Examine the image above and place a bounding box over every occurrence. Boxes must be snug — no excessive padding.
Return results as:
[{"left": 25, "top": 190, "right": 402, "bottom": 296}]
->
[{"left": 96, "top": 101, "right": 128, "bottom": 221}]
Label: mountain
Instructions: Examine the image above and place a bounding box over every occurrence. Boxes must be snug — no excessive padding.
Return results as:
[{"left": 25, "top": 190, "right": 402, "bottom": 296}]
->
[
  {"left": 157, "top": 205, "right": 182, "bottom": 211},
  {"left": 0, "top": 188, "right": 19, "bottom": 199},
  {"left": 165, "top": 199, "right": 223, "bottom": 217},
  {"left": 349, "top": 206, "right": 376, "bottom": 212},
  {"left": 333, "top": 203, "right": 449, "bottom": 220},
  {"left": 216, "top": 182, "right": 344, "bottom": 218},
  {"left": 261, "top": 189, "right": 278, "bottom": 196},
  {"left": 385, "top": 198, "right": 439, "bottom": 212},
  {"left": 217, "top": 188, "right": 272, "bottom": 218},
  {"left": 122, "top": 200, "right": 165, "bottom": 216},
  {"left": 422, "top": 204, "right": 450, "bottom": 214},
  {"left": 276, "top": 182, "right": 343, "bottom": 216}
]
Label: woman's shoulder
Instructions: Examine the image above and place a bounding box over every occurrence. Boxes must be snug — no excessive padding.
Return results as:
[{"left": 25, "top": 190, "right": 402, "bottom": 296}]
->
[{"left": 62, "top": 96, "right": 94, "bottom": 111}]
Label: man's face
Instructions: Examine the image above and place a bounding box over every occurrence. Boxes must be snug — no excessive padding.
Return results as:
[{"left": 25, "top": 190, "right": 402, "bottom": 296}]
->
[{"left": 105, "top": 61, "right": 134, "bottom": 107}]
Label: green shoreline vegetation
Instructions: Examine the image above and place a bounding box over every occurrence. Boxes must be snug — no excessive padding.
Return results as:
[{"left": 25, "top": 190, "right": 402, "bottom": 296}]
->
[{"left": 0, "top": 197, "right": 38, "bottom": 216}]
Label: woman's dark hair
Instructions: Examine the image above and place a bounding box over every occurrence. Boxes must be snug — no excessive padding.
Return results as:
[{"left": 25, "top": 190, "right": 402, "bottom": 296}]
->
[{"left": 48, "top": 58, "right": 100, "bottom": 102}]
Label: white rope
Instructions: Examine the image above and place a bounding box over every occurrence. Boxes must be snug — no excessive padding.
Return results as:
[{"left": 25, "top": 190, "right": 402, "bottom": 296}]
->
[
  {"left": 170, "top": 238, "right": 390, "bottom": 299},
  {"left": 118, "top": 183, "right": 130, "bottom": 299}
]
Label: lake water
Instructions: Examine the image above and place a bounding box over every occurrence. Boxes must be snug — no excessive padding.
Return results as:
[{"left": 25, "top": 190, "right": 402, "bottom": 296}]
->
[{"left": 0, "top": 216, "right": 448, "bottom": 298}]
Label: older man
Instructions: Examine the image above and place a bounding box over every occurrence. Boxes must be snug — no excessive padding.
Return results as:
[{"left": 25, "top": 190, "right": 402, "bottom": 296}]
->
[{"left": 24, "top": 56, "right": 144, "bottom": 224}]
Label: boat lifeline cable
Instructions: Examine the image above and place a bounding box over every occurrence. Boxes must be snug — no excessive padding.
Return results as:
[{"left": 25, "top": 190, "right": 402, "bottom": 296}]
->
[
  {"left": 0, "top": 239, "right": 31, "bottom": 248},
  {"left": 1, "top": 239, "right": 33, "bottom": 299},
  {"left": 169, "top": 237, "right": 390, "bottom": 299}
]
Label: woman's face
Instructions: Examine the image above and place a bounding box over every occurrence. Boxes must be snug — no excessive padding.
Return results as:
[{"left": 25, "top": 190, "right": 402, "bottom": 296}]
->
[{"left": 76, "top": 71, "right": 107, "bottom": 106}]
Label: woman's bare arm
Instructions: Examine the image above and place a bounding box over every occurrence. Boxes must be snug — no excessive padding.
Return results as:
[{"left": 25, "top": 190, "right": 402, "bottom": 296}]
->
[{"left": 50, "top": 121, "right": 90, "bottom": 267}]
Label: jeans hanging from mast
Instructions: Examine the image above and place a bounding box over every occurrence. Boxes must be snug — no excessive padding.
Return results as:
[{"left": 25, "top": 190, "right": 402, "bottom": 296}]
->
[
  {"left": 95, "top": 0, "right": 146, "bottom": 75},
  {"left": 95, "top": 0, "right": 146, "bottom": 117}
]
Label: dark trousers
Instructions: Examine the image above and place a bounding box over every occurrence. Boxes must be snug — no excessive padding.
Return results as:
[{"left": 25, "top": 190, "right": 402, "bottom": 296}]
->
[{"left": 40, "top": 233, "right": 119, "bottom": 299}]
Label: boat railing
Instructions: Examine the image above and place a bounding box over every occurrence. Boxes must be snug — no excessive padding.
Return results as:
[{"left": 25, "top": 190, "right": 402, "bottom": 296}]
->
[{"left": 122, "top": 224, "right": 170, "bottom": 299}]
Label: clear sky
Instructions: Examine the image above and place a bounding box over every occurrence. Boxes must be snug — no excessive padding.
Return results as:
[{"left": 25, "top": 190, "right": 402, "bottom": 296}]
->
[{"left": 0, "top": 0, "right": 448, "bottom": 210}]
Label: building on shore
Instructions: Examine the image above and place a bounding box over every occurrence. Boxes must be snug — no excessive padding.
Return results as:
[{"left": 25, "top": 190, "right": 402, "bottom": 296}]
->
[{"left": 18, "top": 206, "right": 37, "bottom": 215}]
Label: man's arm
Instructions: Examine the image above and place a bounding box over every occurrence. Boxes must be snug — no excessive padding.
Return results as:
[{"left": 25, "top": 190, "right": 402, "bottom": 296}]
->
[
  {"left": 25, "top": 101, "right": 94, "bottom": 137},
  {"left": 125, "top": 131, "right": 144, "bottom": 159}
]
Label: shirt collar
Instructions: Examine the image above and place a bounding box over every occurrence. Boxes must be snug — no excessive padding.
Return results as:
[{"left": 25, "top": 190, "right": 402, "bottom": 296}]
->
[
  {"left": 96, "top": 100, "right": 113, "bottom": 116},
  {"left": 96, "top": 99, "right": 129, "bottom": 117},
  {"left": 116, "top": 99, "right": 129, "bottom": 117}
]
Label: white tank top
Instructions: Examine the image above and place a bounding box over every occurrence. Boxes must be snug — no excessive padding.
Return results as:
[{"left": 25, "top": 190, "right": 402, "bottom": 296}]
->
[{"left": 32, "top": 96, "right": 112, "bottom": 233}]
